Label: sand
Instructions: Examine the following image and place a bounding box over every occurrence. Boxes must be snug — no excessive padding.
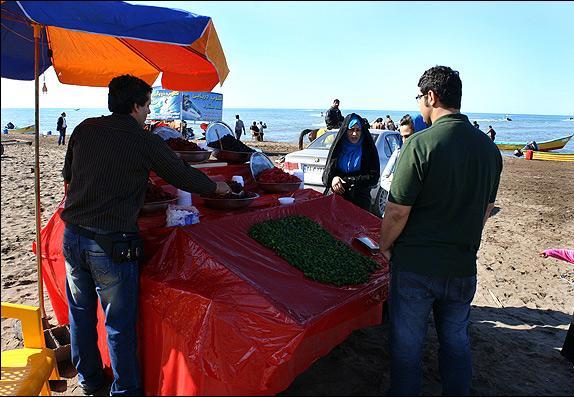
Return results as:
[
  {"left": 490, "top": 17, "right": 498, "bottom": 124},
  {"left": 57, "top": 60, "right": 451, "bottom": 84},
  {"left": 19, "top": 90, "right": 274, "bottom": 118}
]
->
[{"left": 2, "top": 134, "right": 573, "bottom": 395}]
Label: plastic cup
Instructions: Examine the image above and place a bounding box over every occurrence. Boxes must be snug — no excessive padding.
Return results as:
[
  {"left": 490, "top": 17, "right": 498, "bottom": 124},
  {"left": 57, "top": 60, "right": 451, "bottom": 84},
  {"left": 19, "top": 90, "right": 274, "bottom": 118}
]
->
[{"left": 177, "top": 189, "right": 192, "bottom": 206}]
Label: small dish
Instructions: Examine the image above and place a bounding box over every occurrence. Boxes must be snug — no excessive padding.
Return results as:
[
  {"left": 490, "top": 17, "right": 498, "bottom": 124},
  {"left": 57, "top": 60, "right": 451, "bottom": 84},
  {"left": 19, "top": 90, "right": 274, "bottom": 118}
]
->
[{"left": 278, "top": 197, "right": 295, "bottom": 205}]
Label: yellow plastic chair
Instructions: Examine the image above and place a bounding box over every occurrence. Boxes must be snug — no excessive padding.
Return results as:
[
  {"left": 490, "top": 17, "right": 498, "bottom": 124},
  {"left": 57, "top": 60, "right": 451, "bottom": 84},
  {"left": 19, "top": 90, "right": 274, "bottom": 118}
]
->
[{"left": 1, "top": 302, "right": 60, "bottom": 396}]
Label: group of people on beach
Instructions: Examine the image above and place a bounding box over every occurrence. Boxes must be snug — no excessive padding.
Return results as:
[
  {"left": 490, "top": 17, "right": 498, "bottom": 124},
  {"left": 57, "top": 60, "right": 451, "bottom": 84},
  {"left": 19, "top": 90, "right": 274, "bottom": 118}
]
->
[
  {"left": 55, "top": 66, "right": 572, "bottom": 397},
  {"left": 234, "top": 114, "right": 266, "bottom": 141}
]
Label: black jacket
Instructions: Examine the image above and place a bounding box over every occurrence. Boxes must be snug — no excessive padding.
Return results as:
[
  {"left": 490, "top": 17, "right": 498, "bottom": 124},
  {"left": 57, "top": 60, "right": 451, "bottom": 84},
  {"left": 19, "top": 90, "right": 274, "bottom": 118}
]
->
[
  {"left": 57, "top": 116, "right": 65, "bottom": 131},
  {"left": 322, "top": 113, "right": 380, "bottom": 192},
  {"left": 325, "top": 106, "right": 344, "bottom": 130}
]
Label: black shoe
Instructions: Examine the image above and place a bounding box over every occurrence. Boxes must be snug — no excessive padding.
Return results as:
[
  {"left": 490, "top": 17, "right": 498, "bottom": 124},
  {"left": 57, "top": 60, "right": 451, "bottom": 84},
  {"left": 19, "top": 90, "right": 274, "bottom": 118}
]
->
[{"left": 81, "top": 381, "right": 111, "bottom": 396}]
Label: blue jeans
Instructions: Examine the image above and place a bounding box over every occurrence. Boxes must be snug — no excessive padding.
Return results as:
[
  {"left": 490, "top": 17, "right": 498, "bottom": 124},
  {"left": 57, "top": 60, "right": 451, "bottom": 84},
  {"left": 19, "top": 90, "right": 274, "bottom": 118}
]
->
[
  {"left": 63, "top": 226, "right": 142, "bottom": 396},
  {"left": 58, "top": 128, "right": 66, "bottom": 145},
  {"left": 389, "top": 269, "right": 477, "bottom": 396}
]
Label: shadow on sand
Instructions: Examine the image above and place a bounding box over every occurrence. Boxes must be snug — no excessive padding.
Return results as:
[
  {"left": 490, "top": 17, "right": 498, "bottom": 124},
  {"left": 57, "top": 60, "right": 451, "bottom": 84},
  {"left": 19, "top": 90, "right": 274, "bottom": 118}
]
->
[{"left": 281, "top": 305, "right": 574, "bottom": 396}]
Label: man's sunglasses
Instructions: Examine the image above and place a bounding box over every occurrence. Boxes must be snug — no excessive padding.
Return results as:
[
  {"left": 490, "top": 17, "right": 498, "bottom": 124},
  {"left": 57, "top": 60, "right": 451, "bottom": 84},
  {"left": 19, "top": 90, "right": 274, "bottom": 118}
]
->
[{"left": 415, "top": 93, "right": 427, "bottom": 101}]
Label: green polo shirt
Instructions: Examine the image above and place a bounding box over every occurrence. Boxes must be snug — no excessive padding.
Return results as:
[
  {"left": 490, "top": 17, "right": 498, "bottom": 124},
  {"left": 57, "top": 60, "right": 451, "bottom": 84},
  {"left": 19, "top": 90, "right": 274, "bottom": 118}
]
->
[{"left": 389, "top": 113, "right": 502, "bottom": 277}]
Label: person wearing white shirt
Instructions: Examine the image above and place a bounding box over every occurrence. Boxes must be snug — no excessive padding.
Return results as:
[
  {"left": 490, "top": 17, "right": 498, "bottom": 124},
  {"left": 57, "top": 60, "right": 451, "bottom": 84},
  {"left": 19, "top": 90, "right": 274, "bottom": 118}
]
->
[{"left": 380, "top": 114, "right": 414, "bottom": 192}]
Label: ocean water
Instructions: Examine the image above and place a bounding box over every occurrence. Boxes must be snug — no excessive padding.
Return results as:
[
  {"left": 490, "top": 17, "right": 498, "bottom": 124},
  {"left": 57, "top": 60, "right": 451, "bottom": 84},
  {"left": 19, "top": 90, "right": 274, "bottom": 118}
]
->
[{"left": 2, "top": 107, "right": 573, "bottom": 152}]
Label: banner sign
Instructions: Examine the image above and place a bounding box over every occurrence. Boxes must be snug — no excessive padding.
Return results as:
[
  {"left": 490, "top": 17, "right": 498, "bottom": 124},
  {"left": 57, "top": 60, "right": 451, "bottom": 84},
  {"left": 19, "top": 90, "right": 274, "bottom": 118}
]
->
[{"left": 149, "top": 88, "right": 223, "bottom": 122}]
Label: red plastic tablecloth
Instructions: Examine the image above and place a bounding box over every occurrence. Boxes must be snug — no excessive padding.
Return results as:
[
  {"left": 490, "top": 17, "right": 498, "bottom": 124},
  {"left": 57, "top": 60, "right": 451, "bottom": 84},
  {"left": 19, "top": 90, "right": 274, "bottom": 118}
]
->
[{"left": 38, "top": 189, "right": 388, "bottom": 395}]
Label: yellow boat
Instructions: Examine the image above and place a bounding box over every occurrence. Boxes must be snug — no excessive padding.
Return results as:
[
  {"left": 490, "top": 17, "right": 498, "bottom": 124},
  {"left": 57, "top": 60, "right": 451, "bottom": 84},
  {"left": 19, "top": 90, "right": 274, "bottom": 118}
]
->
[
  {"left": 528, "top": 151, "right": 574, "bottom": 162},
  {"left": 496, "top": 134, "right": 573, "bottom": 151},
  {"left": 4, "top": 124, "right": 35, "bottom": 134}
]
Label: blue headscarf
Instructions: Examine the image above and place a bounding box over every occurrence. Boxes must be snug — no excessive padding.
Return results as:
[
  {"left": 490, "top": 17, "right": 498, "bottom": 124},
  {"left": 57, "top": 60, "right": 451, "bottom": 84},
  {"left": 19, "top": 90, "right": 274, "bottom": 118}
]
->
[{"left": 337, "top": 116, "right": 364, "bottom": 173}]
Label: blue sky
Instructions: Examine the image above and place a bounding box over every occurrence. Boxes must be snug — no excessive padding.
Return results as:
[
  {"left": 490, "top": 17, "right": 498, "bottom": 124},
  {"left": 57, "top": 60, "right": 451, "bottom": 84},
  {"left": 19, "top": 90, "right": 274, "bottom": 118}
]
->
[{"left": 1, "top": 1, "right": 573, "bottom": 115}]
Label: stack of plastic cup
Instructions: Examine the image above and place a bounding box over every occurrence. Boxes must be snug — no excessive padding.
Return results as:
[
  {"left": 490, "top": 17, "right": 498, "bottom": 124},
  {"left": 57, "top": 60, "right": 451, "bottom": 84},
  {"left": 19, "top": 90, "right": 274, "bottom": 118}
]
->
[{"left": 177, "top": 189, "right": 192, "bottom": 206}]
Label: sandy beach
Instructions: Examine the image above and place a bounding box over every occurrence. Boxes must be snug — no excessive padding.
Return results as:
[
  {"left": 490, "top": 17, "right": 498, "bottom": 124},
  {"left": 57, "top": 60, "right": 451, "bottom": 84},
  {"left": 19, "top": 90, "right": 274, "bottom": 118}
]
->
[{"left": 1, "top": 133, "right": 573, "bottom": 395}]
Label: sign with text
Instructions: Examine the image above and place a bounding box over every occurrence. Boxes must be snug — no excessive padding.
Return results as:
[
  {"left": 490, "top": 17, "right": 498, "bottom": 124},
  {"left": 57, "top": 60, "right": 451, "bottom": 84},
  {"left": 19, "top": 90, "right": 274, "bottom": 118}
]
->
[{"left": 149, "top": 87, "right": 223, "bottom": 122}]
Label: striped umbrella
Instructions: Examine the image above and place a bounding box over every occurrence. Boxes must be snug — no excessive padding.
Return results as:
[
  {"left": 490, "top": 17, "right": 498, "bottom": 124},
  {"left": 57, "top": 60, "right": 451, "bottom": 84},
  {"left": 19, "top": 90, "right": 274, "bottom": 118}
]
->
[{"left": 1, "top": 0, "right": 229, "bottom": 320}]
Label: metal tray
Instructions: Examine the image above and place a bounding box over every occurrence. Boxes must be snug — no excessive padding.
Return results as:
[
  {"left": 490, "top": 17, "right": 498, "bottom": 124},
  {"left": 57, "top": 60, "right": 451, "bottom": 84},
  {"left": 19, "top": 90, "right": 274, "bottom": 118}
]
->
[
  {"left": 140, "top": 197, "right": 177, "bottom": 215},
  {"left": 212, "top": 149, "right": 253, "bottom": 164},
  {"left": 175, "top": 150, "right": 212, "bottom": 163},
  {"left": 256, "top": 181, "right": 301, "bottom": 194},
  {"left": 200, "top": 193, "right": 259, "bottom": 210}
]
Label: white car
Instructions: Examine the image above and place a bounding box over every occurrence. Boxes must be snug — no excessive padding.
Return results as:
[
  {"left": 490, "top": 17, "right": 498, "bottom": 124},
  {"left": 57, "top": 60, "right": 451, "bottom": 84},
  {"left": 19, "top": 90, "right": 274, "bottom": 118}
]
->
[{"left": 284, "top": 129, "right": 402, "bottom": 216}]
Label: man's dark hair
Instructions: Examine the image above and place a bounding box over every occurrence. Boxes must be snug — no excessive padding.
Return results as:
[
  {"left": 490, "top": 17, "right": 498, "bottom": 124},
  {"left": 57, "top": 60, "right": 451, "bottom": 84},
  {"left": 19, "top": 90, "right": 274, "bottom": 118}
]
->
[
  {"left": 418, "top": 65, "right": 462, "bottom": 109},
  {"left": 108, "top": 75, "right": 152, "bottom": 114},
  {"left": 236, "top": 115, "right": 240, "bottom": 119},
  {"left": 400, "top": 114, "right": 414, "bottom": 127},
  {"left": 489, "top": 125, "right": 492, "bottom": 128},
  {"left": 333, "top": 99, "right": 340, "bottom": 104},
  {"left": 386, "top": 115, "right": 390, "bottom": 118}
]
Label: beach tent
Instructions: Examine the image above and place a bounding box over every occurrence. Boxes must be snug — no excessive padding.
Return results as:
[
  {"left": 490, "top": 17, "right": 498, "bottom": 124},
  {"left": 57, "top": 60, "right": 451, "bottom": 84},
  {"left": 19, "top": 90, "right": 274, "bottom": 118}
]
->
[{"left": 1, "top": 0, "right": 229, "bottom": 319}]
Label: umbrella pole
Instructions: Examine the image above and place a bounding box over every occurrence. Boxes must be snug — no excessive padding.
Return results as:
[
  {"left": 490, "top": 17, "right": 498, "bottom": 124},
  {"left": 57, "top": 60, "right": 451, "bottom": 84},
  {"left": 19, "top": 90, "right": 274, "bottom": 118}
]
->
[{"left": 33, "top": 23, "right": 46, "bottom": 320}]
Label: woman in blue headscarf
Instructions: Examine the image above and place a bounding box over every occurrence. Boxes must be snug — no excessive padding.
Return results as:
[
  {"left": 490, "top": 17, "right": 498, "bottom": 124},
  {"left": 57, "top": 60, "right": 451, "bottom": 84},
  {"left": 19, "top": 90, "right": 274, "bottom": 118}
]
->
[{"left": 322, "top": 113, "right": 380, "bottom": 211}]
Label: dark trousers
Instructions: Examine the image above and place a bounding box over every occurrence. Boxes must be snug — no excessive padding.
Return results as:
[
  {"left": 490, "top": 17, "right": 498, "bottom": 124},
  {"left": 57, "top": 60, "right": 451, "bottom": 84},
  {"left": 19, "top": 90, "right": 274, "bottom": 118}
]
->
[
  {"left": 342, "top": 186, "right": 371, "bottom": 211},
  {"left": 389, "top": 270, "right": 477, "bottom": 396},
  {"left": 562, "top": 313, "right": 574, "bottom": 364},
  {"left": 58, "top": 128, "right": 66, "bottom": 145}
]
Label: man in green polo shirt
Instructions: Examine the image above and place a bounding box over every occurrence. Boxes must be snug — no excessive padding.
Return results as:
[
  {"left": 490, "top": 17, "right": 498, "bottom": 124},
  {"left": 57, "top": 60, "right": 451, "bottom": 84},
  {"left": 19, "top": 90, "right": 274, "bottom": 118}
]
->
[{"left": 379, "top": 65, "right": 502, "bottom": 396}]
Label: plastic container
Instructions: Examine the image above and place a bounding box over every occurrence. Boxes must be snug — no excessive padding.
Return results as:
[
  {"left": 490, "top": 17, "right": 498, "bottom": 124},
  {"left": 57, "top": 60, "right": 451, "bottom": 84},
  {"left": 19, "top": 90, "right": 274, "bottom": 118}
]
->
[
  {"left": 177, "top": 189, "right": 193, "bottom": 206},
  {"left": 278, "top": 197, "right": 295, "bottom": 206},
  {"left": 292, "top": 169, "right": 305, "bottom": 189}
]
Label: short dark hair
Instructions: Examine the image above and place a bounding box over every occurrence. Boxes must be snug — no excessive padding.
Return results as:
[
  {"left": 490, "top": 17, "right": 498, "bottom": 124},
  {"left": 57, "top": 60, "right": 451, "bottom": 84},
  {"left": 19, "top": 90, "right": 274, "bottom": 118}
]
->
[
  {"left": 489, "top": 125, "right": 492, "bottom": 128},
  {"left": 333, "top": 99, "right": 340, "bottom": 103},
  {"left": 386, "top": 115, "right": 390, "bottom": 118},
  {"left": 236, "top": 115, "right": 240, "bottom": 118},
  {"left": 108, "top": 75, "right": 152, "bottom": 114},
  {"left": 399, "top": 114, "right": 414, "bottom": 127},
  {"left": 418, "top": 65, "right": 462, "bottom": 109}
]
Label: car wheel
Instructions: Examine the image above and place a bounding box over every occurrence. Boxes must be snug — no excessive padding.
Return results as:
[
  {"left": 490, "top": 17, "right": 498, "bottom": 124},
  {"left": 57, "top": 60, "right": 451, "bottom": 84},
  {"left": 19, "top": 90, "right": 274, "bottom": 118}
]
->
[{"left": 372, "top": 187, "right": 389, "bottom": 217}]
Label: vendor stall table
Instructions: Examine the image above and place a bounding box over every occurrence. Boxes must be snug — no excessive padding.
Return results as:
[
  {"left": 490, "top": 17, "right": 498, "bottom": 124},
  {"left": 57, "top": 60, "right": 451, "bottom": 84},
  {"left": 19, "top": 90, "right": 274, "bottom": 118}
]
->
[{"left": 37, "top": 163, "right": 389, "bottom": 395}]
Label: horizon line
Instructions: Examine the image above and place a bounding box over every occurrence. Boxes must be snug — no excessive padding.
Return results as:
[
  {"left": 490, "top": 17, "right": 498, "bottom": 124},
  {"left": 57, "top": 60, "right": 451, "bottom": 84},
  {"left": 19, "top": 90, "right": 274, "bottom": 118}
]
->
[{"left": 1, "top": 106, "right": 572, "bottom": 118}]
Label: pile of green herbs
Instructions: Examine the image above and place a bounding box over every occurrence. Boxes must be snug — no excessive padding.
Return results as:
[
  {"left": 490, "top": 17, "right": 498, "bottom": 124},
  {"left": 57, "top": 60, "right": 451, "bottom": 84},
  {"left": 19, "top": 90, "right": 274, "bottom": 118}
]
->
[{"left": 248, "top": 215, "right": 379, "bottom": 286}]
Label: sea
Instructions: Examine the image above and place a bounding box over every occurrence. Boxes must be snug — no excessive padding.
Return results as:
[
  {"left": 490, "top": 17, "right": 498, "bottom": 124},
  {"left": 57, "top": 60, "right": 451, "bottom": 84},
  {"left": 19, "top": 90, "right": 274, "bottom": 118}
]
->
[{"left": 2, "top": 108, "right": 573, "bottom": 153}]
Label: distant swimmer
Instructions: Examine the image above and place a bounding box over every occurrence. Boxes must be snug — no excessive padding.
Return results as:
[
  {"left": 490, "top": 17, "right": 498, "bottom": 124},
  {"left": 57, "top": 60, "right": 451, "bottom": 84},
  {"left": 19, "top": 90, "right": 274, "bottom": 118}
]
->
[
  {"left": 506, "top": 117, "right": 512, "bottom": 121},
  {"left": 74, "top": 108, "right": 80, "bottom": 111}
]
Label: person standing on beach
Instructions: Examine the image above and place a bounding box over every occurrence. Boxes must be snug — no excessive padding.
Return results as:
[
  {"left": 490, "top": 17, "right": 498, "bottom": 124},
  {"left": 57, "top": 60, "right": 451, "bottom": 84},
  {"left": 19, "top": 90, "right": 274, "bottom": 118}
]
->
[
  {"left": 322, "top": 113, "right": 380, "bottom": 211},
  {"left": 234, "top": 114, "right": 245, "bottom": 140},
  {"left": 385, "top": 115, "right": 397, "bottom": 131},
  {"left": 57, "top": 112, "right": 67, "bottom": 146},
  {"left": 487, "top": 125, "right": 496, "bottom": 141},
  {"left": 61, "top": 74, "right": 230, "bottom": 396},
  {"left": 380, "top": 114, "right": 415, "bottom": 193},
  {"left": 325, "top": 99, "right": 344, "bottom": 130},
  {"left": 379, "top": 66, "right": 502, "bottom": 396},
  {"left": 250, "top": 121, "right": 260, "bottom": 140},
  {"left": 258, "top": 121, "right": 267, "bottom": 141}
]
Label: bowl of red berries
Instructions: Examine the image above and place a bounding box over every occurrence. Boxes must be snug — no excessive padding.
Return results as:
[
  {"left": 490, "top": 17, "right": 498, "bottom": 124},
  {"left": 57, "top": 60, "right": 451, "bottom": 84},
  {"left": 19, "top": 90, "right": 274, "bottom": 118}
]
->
[{"left": 256, "top": 167, "right": 302, "bottom": 194}]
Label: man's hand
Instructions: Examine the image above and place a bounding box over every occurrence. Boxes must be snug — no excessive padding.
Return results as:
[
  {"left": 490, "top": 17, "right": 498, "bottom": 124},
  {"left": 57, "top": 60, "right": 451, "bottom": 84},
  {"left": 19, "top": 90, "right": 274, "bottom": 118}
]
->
[
  {"left": 539, "top": 251, "right": 548, "bottom": 258},
  {"left": 380, "top": 249, "right": 392, "bottom": 264},
  {"left": 214, "top": 182, "right": 231, "bottom": 196},
  {"left": 331, "top": 176, "right": 346, "bottom": 194}
]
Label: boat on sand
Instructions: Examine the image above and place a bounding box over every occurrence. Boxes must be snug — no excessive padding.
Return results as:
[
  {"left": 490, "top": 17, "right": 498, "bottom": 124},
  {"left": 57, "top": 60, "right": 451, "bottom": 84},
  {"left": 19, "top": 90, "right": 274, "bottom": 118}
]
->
[{"left": 496, "top": 134, "right": 573, "bottom": 151}]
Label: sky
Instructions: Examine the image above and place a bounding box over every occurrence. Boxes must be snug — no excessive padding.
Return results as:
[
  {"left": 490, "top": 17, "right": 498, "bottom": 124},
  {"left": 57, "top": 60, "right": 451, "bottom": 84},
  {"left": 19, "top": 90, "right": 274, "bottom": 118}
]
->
[{"left": 1, "top": 1, "right": 573, "bottom": 115}]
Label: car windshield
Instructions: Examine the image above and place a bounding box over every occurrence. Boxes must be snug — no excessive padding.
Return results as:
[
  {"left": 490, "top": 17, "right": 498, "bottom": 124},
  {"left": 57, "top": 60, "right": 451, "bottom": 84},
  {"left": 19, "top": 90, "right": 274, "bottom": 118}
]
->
[{"left": 308, "top": 131, "right": 380, "bottom": 150}]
